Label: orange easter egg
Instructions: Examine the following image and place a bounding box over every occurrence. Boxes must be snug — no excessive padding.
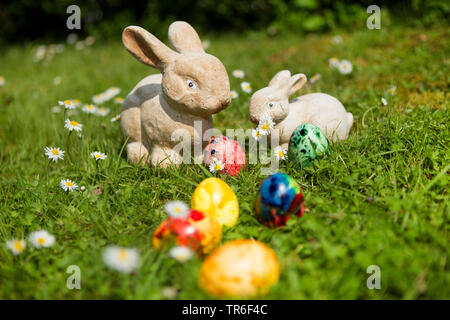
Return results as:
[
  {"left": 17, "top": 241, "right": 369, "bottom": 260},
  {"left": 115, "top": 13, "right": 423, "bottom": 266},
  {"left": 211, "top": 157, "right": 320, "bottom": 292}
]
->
[{"left": 199, "top": 239, "right": 280, "bottom": 297}]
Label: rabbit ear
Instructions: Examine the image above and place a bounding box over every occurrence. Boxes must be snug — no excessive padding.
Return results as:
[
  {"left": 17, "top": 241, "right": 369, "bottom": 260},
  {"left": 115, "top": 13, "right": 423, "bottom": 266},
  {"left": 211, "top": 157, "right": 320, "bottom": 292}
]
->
[
  {"left": 122, "top": 26, "right": 178, "bottom": 71},
  {"left": 168, "top": 21, "right": 204, "bottom": 53},
  {"left": 269, "top": 70, "right": 291, "bottom": 88},
  {"left": 288, "top": 74, "right": 307, "bottom": 96}
]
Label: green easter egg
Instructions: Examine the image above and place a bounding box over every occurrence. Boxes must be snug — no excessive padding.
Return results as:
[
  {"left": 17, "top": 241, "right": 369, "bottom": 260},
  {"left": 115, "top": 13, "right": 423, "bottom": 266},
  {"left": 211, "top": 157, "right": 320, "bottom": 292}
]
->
[{"left": 288, "top": 123, "right": 329, "bottom": 167}]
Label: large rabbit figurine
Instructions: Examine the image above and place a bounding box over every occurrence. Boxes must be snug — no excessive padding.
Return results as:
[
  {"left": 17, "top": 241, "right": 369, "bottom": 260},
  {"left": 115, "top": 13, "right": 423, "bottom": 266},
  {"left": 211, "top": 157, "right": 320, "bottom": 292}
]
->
[
  {"left": 250, "top": 70, "right": 353, "bottom": 147},
  {"left": 121, "top": 21, "right": 231, "bottom": 166}
]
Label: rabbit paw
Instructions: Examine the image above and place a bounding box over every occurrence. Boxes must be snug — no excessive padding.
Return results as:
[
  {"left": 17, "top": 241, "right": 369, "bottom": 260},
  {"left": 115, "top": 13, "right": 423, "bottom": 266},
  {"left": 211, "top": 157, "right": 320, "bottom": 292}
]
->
[
  {"left": 150, "top": 146, "right": 183, "bottom": 168},
  {"left": 126, "top": 142, "right": 150, "bottom": 165}
]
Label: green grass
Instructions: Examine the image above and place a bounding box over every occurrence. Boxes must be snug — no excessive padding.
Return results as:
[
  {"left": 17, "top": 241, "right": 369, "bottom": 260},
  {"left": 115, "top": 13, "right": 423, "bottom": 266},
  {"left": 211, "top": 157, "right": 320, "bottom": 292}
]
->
[{"left": 0, "top": 25, "right": 449, "bottom": 299}]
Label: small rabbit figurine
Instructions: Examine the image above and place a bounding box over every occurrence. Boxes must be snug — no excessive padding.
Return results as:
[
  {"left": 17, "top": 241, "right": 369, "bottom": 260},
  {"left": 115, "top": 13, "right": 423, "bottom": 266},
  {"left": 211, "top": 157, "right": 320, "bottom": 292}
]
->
[
  {"left": 250, "top": 70, "right": 353, "bottom": 147},
  {"left": 121, "top": 21, "right": 231, "bottom": 166}
]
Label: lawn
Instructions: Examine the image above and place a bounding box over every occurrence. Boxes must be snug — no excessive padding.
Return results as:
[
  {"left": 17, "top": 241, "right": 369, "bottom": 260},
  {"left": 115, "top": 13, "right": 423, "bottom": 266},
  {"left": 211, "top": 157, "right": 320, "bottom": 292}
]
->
[{"left": 0, "top": 24, "right": 448, "bottom": 299}]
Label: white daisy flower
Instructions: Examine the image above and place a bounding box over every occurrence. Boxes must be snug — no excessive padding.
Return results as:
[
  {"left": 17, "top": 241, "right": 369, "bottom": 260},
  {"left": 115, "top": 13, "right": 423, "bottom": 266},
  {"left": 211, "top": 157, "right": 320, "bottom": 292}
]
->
[
  {"left": 59, "top": 100, "right": 76, "bottom": 110},
  {"left": 240, "top": 81, "right": 252, "bottom": 93},
  {"left": 381, "top": 97, "right": 388, "bottom": 106},
  {"left": 161, "top": 286, "right": 178, "bottom": 299},
  {"left": 90, "top": 151, "right": 107, "bottom": 161},
  {"left": 82, "top": 104, "right": 98, "bottom": 114},
  {"left": 103, "top": 246, "right": 139, "bottom": 273},
  {"left": 29, "top": 230, "right": 55, "bottom": 248},
  {"left": 252, "top": 128, "right": 263, "bottom": 141},
  {"left": 110, "top": 114, "right": 121, "bottom": 122},
  {"left": 53, "top": 77, "right": 62, "bottom": 86},
  {"left": 201, "top": 40, "right": 211, "bottom": 50},
  {"left": 60, "top": 179, "right": 78, "bottom": 192},
  {"left": 6, "top": 239, "right": 26, "bottom": 255},
  {"left": 0, "top": 76, "right": 6, "bottom": 87},
  {"left": 67, "top": 109, "right": 78, "bottom": 117},
  {"left": 267, "top": 25, "right": 278, "bottom": 36},
  {"left": 105, "top": 87, "right": 121, "bottom": 100},
  {"left": 44, "top": 146, "right": 65, "bottom": 162},
  {"left": 274, "top": 146, "right": 287, "bottom": 160},
  {"left": 95, "top": 107, "right": 110, "bottom": 117},
  {"left": 75, "top": 41, "right": 85, "bottom": 51},
  {"left": 232, "top": 69, "right": 245, "bottom": 79},
  {"left": 34, "top": 45, "right": 47, "bottom": 62},
  {"left": 258, "top": 115, "right": 275, "bottom": 135},
  {"left": 84, "top": 36, "right": 95, "bottom": 46},
  {"left": 64, "top": 119, "right": 83, "bottom": 132},
  {"left": 114, "top": 97, "right": 124, "bottom": 104},
  {"left": 66, "top": 33, "right": 78, "bottom": 45},
  {"left": 389, "top": 85, "right": 397, "bottom": 95},
  {"left": 169, "top": 246, "right": 194, "bottom": 263},
  {"left": 310, "top": 74, "right": 321, "bottom": 84},
  {"left": 332, "top": 35, "right": 343, "bottom": 44},
  {"left": 328, "top": 57, "right": 340, "bottom": 68},
  {"left": 230, "top": 90, "right": 239, "bottom": 99},
  {"left": 338, "top": 59, "right": 353, "bottom": 75},
  {"left": 47, "top": 44, "right": 56, "bottom": 55},
  {"left": 164, "top": 200, "right": 189, "bottom": 218},
  {"left": 209, "top": 157, "right": 224, "bottom": 174},
  {"left": 92, "top": 93, "right": 105, "bottom": 104},
  {"left": 55, "top": 44, "right": 64, "bottom": 53},
  {"left": 72, "top": 99, "right": 81, "bottom": 107},
  {"left": 95, "top": 87, "right": 120, "bottom": 103}
]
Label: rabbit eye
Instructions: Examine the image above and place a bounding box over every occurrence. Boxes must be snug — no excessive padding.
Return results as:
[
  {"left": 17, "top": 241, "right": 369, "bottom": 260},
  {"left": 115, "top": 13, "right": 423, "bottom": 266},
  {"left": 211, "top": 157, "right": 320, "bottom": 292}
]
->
[
  {"left": 268, "top": 102, "right": 274, "bottom": 108},
  {"left": 186, "top": 79, "right": 197, "bottom": 89}
]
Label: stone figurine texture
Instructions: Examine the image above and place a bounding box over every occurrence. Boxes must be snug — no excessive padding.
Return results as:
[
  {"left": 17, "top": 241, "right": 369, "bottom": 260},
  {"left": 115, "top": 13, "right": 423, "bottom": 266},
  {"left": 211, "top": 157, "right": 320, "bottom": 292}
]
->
[
  {"left": 120, "top": 21, "right": 231, "bottom": 166},
  {"left": 249, "top": 70, "right": 353, "bottom": 147}
]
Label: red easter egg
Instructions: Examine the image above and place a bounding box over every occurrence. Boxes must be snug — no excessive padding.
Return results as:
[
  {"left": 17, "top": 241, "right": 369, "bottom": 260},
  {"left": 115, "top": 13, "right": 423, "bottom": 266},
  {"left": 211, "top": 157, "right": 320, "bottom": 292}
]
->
[
  {"left": 203, "top": 135, "right": 246, "bottom": 176},
  {"left": 153, "top": 209, "right": 221, "bottom": 255}
]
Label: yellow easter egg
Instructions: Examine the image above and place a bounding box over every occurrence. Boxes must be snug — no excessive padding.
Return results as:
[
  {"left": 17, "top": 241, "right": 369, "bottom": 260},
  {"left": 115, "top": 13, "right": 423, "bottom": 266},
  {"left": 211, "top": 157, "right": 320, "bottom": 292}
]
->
[
  {"left": 199, "top": 239, "right": 280, "bottom": 298},
  {"left": 191, "top": 177, "right": 239, "bottom": 227}
]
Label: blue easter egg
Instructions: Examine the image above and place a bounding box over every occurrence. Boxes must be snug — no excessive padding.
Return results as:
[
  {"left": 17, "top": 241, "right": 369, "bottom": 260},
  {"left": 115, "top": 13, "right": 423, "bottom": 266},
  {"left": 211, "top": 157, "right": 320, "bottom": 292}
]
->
[{"left": 254, "top": 172, "right": 305, "bottom": 227}]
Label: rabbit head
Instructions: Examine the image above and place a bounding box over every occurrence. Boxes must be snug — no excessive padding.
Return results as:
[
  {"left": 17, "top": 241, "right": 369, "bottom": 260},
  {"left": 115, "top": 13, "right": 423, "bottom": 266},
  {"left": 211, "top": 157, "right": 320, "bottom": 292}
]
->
[
  {"left": 122, "top": 21, "right": 231, "bottom": 117},
  {"left": 249, "top": 70, "right": 307, "bottom": 124}
]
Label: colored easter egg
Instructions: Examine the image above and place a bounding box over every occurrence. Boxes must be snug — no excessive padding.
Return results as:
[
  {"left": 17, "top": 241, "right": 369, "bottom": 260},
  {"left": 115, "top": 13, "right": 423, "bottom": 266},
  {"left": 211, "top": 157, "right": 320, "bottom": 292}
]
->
[
  {"left": 203, "top": 135, "right": 246, "bottom": 176},
  {"left": 255, "top": 172, "right": 305, "bottom": 227},
  {"left": 191, "top": 177, "right": 239, "bottom": 227},
  {"left": 153, "top": 209, "right": 221, "bottom": 255},
  {"left": 287, "top": 123, "right": 329, "bottom": 167},
  {"left": 199, "top": 239, "right": 280, "bottom": 298}
]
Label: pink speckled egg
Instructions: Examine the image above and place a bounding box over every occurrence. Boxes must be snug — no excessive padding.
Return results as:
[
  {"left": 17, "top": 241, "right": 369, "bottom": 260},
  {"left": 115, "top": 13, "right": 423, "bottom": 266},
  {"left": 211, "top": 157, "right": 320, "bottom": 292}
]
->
[{"left": 203, "top": 136, "right": 246, "bottom": 176}]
